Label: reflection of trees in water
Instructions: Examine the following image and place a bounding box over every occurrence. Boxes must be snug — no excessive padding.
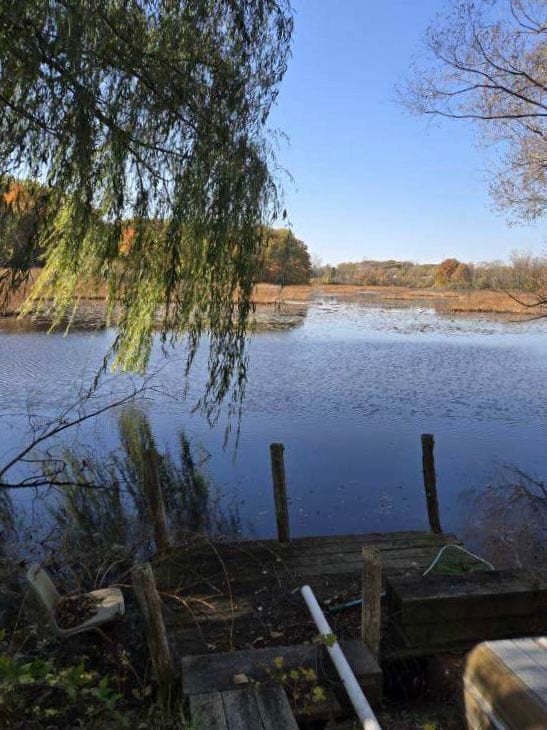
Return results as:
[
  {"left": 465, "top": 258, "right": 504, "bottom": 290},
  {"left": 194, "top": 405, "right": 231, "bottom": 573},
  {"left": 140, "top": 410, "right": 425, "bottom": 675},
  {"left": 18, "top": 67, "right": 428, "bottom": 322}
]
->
[
  {"left": 48, "top": 407, "right": 239, "bottom": 557},
  {"left": 0, "top": 491, "right": 14, "bottom": 556},
  {"left": 462, "top": 469, "right": 546, "bottom": 569}
]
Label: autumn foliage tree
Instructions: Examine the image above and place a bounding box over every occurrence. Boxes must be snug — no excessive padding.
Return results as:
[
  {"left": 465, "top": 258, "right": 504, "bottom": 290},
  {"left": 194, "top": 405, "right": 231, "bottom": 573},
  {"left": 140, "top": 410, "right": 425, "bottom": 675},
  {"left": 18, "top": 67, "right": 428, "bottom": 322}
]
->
[
  {"left": 261, "top": 229, "right": 311, "bottom": 285},
  {"left": 434, "top": 258, "right": 472, "bottom": 288}
]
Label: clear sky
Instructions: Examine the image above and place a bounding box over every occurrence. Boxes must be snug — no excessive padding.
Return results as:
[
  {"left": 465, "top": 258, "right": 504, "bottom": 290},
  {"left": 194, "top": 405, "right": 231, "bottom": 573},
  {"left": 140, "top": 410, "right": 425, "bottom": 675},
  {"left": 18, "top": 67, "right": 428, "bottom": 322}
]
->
[{"left": 270, "top": 0, "right": 546, "bottom": 265}]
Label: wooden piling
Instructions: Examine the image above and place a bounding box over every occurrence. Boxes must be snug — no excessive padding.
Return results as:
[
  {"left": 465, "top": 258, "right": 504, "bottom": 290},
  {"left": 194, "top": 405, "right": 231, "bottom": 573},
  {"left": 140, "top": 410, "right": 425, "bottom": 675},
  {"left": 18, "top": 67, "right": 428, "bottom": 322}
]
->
[
  {"left": 269, "top": 443, "right": 290, "bottom": 543},
  {"left": 131, "top": 561, "right": 174, "bottom": 699},
  {"left": 421, "top": 433, "right": 442, "bottom": 534},
  {"left": 361, "top": 547, "right": 382, "bottom": 661},
  {"left": 143, "top": 448, "right": 172, "bottom": 552}
]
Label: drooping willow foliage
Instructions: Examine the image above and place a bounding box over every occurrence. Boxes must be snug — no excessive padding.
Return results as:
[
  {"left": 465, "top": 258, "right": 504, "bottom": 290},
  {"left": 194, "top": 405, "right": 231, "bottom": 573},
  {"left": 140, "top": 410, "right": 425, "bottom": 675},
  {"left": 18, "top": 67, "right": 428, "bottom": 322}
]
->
[{"left": 0, "top": 0, "right": 293, "bottom": 418}]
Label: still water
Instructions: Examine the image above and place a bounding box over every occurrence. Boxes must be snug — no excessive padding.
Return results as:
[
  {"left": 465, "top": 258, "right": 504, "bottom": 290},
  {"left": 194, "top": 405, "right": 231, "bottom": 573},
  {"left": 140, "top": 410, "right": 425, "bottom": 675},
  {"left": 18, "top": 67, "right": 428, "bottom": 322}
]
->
[{"left": 1, "top": 296, "right": 546, "bottom": 558}]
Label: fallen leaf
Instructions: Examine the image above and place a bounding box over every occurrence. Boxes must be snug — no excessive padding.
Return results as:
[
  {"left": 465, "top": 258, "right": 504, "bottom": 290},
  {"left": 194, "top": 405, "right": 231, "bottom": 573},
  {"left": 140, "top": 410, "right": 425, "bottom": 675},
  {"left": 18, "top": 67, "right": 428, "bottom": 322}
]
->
[{"left": 233, "top": 673, "right": 249, "bottom": 685}]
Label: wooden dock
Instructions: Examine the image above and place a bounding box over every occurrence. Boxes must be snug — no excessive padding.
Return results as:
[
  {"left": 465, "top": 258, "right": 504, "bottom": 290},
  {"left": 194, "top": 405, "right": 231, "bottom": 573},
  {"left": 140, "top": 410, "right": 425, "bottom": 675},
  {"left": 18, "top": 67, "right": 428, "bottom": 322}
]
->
[
  {"left": 152, "top": 529, "right": 467, "bottom": 658},
  {"left": 133, "top": 438, "right": 546, "bottom": 727}
]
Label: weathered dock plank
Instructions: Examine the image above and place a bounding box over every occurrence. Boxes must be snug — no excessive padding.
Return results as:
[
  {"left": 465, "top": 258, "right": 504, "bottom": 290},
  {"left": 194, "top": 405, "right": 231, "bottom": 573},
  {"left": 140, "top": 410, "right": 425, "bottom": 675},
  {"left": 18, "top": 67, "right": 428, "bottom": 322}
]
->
[
  {"left": 254, "top": 685, "right": 299, "bottom": 730},
  {"left": 190, "top": 693, "right": 229, "bottom": 730},
  {"left": 189, "top": 687, "right": 298, "bottom": 730},
  {"left": 182, "top": 639, "right": 382, "bottom": 705}
]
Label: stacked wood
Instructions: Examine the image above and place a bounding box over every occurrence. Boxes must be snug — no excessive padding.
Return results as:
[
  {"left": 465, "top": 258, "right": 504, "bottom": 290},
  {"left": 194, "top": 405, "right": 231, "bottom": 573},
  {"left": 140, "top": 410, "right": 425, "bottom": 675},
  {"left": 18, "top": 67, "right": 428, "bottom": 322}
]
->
[
  {"left": 464, "top": 637, "right": 547, "bottom": 729},
  {"left": 386, "top": 570, "right": 547, "bottom": 651}
]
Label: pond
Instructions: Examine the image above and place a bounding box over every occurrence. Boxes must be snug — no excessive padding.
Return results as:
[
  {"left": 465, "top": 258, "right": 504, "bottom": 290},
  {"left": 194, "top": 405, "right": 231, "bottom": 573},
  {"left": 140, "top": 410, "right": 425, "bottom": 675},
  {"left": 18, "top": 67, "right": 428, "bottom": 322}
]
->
[{"left": 1, "top": 294, "right": 546, "bottom": 564}]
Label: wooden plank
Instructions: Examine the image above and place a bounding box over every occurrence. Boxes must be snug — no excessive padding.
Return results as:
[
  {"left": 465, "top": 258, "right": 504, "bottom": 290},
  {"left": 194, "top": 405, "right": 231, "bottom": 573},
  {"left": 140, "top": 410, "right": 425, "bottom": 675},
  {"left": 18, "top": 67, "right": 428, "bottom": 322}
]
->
[
  {"left": 511, "top": 637, "right": 547, "bottom": 671},
  {"left": 222, "top": 688, "right": 263, "bottom": 730},
  {"left": 182, "top": 640, "right": 381, "bottom": 698},
  {"left": 190, "top": 692, "right": 229, "bottom": 730},
  {"left": 389, "top": 570, "right": 547, "bottom": 602},
  {"left": 387, "top": 570, "right": 547, "bottom": 625},
  {"left": 254, "top": 685, "right": 298, "bottom": 730},
  {"left": 156, "top": 543, "right": 460, "bottom": 582},
  {"left": 464, "top": 640, "right": 547, "bottom": 730},
  {"left": 398, "top": 614, "right": 546, "bottom": 647},
  {"left": 154, "top": 532, "right": 461, "bottom": 572},
  {"left": 489, "top": 638, "right": 547, "bottom": 706}
]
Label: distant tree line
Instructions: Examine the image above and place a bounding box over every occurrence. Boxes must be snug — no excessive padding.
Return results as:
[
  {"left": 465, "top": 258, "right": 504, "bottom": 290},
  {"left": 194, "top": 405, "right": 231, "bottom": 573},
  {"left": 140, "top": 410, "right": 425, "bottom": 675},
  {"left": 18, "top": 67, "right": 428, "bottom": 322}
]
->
[{"left": 313, "top": 254, "right": 547, "bottom": 293}]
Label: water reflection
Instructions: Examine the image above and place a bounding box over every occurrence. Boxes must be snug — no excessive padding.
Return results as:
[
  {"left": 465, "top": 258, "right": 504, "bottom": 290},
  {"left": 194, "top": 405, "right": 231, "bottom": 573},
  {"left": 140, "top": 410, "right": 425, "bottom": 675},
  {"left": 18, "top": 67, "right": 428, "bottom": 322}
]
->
[
  {"left": 4, "top": 408, "right": 240, "bottom": 569},
  {"left": 2, "top": 295, "right": 547, "bottom": 556},
  {"left": 461, "top": 469, "right": 546, "bottom": 569},
  {"left": 0, "top": 299, "right": 310, "bottom": 335}
]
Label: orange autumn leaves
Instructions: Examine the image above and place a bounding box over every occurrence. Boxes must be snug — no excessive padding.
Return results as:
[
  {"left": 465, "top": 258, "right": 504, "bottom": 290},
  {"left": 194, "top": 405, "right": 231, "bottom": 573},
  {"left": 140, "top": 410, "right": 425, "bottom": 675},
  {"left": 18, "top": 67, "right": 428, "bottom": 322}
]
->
[
  {"left": 119, "top": 225, "right": 135, "bottom": 256},
  {"left": 3, "top": 181, "right": 134, "bottom": 260},
  {"left": 3, "top": 182, "right": 33, "bottom": 213}
]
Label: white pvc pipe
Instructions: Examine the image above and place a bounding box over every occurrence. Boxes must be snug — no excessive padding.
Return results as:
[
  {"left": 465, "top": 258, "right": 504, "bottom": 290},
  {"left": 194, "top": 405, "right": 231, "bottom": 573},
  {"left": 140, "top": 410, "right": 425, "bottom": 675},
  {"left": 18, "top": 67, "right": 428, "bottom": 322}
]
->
[{"left": 301, "top": 585, "right": 382, "bottom": 730}]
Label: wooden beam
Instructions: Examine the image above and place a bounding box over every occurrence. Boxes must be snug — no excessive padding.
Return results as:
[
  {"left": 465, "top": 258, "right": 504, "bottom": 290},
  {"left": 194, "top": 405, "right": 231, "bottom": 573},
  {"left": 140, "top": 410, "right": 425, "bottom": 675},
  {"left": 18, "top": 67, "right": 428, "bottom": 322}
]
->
[
  {"left": 421, "top": 434, "right": 442, "bottom": 534},
  {"left": 361, "top": 547, "right": 382, "bottom": 661},
  {"left": 269, "top": 443, "right": 290, "bottom": 543},
  {"left": 131, "top": 561, "right": 174, "bottom": 699}
]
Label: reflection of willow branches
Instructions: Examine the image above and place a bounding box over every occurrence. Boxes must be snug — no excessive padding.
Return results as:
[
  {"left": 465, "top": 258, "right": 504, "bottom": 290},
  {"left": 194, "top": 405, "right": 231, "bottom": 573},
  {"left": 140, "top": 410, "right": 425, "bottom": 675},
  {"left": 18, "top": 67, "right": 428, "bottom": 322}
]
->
[
  {"left": 49, "top": 407, "right": 239, "bottom": 560},
  {"left": 463, "top": 468, "right": 546, "bottom": 569}
]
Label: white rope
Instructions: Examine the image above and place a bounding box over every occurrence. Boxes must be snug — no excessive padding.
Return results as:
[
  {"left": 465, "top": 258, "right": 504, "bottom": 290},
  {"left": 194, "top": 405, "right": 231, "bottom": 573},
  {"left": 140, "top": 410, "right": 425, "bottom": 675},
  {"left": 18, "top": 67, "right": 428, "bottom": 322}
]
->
[{"left": 422, "top": 544, "right": 494, "bottom": 576}]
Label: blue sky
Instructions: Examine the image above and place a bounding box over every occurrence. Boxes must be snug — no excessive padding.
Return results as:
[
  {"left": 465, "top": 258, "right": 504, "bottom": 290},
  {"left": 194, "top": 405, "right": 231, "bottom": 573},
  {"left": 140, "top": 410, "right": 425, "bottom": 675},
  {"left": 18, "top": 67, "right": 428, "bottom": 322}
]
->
[{"left": 270, "top": 0, "right": 546, "bottom": 265}]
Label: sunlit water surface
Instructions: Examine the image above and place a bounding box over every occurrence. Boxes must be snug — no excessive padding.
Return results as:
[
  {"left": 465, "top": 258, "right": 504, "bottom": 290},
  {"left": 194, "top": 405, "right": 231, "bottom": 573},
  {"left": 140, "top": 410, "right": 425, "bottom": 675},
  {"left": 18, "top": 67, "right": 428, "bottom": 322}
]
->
[{"left": 1, "top": 297, "right": 546, "bottom": 561}]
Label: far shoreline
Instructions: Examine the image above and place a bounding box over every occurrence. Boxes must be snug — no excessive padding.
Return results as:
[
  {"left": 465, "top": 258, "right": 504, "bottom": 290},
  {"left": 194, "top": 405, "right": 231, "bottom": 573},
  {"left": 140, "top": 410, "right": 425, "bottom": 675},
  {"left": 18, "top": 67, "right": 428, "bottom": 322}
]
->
[
  {"left": 252, "top": 282, "right": 546, "bottom": 316},
  {"left": 1, "top": 272, "right": 545, "bottom": 319}
]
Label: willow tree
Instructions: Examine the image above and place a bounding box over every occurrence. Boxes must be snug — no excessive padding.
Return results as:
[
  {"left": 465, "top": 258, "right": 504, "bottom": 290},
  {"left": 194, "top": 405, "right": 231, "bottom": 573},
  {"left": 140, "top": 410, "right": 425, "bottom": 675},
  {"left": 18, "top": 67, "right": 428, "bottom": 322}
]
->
[
  {"left": 405, "top": 0, "right": 546, "bottom": 222},
  {"left": 0, "top": 0, "right": 293, "bottom": 417}
]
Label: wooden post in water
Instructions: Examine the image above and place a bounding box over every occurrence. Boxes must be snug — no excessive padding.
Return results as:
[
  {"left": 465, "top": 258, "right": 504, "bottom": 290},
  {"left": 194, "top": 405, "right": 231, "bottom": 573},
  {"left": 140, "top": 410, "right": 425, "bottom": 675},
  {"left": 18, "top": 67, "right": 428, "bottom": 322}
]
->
[
  {"left": 131, "top": 561, "right": 174, "bottom": 699},
  {"left": 421, "top": 433, "right": 442, "bottom": 534},
  {"left": 270, "top": 443, "right": 290, "bottom": 544},
  {"left": 361, "top": 547, "right": 382, "bottom": 661},
  {"left": 143, "top": 448, "right": 172, "bottom": 552}
]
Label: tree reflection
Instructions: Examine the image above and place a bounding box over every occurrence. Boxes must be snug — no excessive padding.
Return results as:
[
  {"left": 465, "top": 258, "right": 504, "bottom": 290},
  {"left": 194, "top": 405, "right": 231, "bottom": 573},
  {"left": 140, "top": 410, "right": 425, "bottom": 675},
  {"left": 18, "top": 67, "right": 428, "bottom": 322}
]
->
[
  {"left": 462, "top": 468, "right": 546, "bottom": 569},
  {"left": 48, "top": 407, "right": 240, "bottom": 565}
]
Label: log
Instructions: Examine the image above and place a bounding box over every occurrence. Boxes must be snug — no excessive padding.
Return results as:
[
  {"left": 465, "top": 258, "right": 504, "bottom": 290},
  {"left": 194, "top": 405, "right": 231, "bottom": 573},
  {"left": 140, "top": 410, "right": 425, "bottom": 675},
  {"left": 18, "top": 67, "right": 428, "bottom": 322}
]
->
[
  {"left": 131, "top": 561, "right": 174, "bottom": 697},
  {"left": 142, "top": 448, "right": 171, "bottom": 552},
  {"left": 361, "top": 547, "right": 382, "bottom": 661},
  {"left": 421, "top": 434, "right": 442, "bottom": 534},
  {"left": 387, "top": 570, "right": 547, "bottom": 648},
  {"left": 269, "top": 443, "right": 290, "bottom": 543}
]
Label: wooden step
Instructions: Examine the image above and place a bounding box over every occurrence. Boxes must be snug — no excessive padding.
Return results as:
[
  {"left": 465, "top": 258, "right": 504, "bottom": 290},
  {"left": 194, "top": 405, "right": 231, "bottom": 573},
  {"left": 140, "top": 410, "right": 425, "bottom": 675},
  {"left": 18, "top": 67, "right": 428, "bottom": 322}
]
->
[
  {"left": 182, "top": 639, "right": 383, "bottom": 707},
  {"left": 190, "top": 685, "right": 298, "bottom": 730}
]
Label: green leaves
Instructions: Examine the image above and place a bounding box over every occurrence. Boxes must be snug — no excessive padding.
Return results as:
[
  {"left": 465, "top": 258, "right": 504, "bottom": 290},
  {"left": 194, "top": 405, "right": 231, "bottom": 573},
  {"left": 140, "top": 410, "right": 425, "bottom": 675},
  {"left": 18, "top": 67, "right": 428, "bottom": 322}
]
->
[
  {"left": 0, "top": 0, "right": 294, "bottom": 415},
  {"left": 0, "top": 650, "right": 122, "bottom": 723}
]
